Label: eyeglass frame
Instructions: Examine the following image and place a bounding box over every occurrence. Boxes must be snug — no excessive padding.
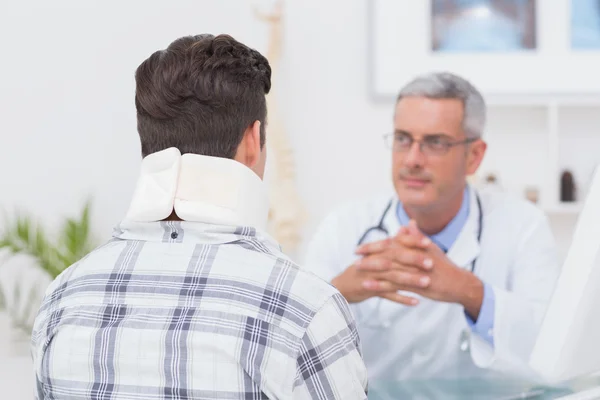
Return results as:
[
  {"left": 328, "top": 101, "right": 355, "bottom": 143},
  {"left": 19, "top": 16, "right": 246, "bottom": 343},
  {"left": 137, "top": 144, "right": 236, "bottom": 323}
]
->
[{"left": 383, "top": 131, "right": 479, "bottom": 156}]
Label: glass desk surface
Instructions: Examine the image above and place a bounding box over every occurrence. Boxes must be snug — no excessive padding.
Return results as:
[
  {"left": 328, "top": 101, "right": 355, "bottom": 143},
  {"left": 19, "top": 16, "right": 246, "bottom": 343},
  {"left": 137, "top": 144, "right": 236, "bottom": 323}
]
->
[{"left": 368, "top": 375, "right": 600, "bottom": 400}]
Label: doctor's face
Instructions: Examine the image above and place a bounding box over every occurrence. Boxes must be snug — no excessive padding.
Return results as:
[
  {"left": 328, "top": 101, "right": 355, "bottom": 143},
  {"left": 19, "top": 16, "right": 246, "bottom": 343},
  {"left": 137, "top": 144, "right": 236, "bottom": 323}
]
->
[{"left": 391, "top": 96, "right": 486, "bottom": 210}]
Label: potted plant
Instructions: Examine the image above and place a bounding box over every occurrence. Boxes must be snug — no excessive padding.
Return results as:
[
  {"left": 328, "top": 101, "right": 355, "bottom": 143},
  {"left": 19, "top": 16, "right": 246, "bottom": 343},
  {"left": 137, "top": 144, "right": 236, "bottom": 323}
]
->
[{"left": 0, "top": 202, "right": 96, "bottom": 344}]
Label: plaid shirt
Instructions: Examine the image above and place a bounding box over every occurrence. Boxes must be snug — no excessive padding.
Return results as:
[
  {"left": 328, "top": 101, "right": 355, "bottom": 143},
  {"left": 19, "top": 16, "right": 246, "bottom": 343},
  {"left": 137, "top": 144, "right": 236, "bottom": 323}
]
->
[{"left": 31, "top": 221, "right": 368, "bottom": 399}]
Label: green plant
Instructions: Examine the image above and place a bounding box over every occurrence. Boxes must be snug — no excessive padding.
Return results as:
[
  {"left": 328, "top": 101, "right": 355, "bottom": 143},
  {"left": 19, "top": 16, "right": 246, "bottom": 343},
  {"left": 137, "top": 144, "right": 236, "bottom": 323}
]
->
[
  {"left": 0, "top": 202, "right": 96, "bottom": 335},
  {"left": 0, "top": 279, "right": 39, "bottom": 336},
  {"left": 0, "top": 202, "right": 96, "bottom": 279}
]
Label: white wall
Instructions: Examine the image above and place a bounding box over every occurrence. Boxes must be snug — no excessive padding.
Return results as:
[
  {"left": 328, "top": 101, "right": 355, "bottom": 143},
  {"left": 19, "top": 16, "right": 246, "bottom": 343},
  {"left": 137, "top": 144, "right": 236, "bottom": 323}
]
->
[
  {"left": 0, "top": 0, "right": 585, "bottom": 259},
  {"left": 0, "top": 1, "right": 591, "bottom": 397},
  {"left": 0, "top": 0, "right": 396, "bottom": 253},
  {"left": 0, "top": 2, "right": 394, "bottom": 396}
]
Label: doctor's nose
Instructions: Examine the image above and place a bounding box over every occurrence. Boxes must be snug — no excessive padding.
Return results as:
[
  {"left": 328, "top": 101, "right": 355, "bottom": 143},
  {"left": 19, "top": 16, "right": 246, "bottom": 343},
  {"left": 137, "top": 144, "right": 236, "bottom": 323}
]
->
[{"left": 403, "top": 141, "right": 426, "bottom": 168}]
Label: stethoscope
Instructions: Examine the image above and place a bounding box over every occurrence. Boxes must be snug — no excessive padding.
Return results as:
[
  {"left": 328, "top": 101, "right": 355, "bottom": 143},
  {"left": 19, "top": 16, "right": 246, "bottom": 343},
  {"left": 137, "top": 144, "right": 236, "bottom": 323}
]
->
[{"left": 356, "top": 192, "right": 484, "bottom": 353}]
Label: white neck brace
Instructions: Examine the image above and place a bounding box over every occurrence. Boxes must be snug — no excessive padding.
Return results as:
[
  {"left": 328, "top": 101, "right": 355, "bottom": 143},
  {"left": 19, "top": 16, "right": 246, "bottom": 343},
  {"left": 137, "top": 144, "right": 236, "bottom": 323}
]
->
[{"left": 124, "top": 147, "right": 269, "bottom": 231}]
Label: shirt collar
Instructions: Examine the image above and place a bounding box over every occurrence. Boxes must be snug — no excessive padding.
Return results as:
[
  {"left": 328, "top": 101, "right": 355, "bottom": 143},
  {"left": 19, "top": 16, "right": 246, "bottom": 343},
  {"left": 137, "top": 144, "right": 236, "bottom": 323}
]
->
[
  {"left": 396, "top": 186, "right": 471, "bottom": 252},
  {"left": 112, "top": 220, "right": 281, "bottom": 253},
  {"left": 123, "top": 147, "right": 269, "bottom": 231}
]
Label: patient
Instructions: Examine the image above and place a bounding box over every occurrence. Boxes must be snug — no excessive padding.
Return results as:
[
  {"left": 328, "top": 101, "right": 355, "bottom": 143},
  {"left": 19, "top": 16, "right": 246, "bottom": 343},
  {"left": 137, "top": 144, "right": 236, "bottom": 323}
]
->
[{"left": 30, "top": 33, "right": 368, "bottom": 399}]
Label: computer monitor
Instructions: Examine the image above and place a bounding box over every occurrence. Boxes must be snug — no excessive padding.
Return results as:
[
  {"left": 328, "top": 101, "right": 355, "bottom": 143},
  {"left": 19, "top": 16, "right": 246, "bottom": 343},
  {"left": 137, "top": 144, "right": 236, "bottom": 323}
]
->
[{"left": 529, "top": 165, "right": 600, "bottom": 384}]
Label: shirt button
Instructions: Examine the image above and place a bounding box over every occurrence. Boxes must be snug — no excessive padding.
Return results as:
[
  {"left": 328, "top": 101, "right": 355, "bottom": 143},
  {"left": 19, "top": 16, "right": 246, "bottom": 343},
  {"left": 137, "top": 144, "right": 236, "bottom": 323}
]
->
[
  {"left": 382, "top": 321, "right": 391, "bottom": 328},
  {"left": 488, "top": 328, "right": 494, "bottom": 337},
  {"left": 171, "top": 232, "right": 178, "bottom": 239}
]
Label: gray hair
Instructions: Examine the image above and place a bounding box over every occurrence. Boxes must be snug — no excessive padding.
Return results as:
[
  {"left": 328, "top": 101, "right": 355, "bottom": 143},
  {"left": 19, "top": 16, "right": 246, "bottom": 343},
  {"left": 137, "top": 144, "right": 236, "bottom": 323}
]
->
[{"left": 396, "top": 72, "right": 486, "bottom": 139}]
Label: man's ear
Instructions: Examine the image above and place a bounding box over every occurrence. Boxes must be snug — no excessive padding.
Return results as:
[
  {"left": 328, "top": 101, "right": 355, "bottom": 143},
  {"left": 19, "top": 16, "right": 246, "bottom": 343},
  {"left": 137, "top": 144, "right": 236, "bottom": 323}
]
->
[
  {"left": 235, "top": 120, "right": 261, "bottom": 168},
  {"left": 467, "top": 140, "right": 487, "bottom": 175},
  {"left": 248, "top": 120, "right": 261, "bottom": 167}
]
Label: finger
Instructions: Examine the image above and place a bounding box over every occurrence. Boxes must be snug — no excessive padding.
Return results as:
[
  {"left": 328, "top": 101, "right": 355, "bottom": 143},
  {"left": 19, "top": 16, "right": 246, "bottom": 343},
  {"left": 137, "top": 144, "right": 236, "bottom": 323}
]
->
[
  {"left": 355, "top": 238, "right": 392, "bottom": 255},
  {"left": 379, "top": 292, "right": 419, "bottom": 306},
  {"left": 383, "top": 270, "right": 431, "bottom": 289},
  {"left": 361, "top": 279, "right": 400, "bottom": 292},
  {"left": 408, "top": 219, "right": 422, "bottom": 236},
  {"left": 397, "top": 226, "right": 410, "bottom": 236},
  {"left": 404, "top": 220, "right": 430, "bottom": 244},
  {"left": 390, "top": 247, "right": 434, "bottom": 271},
  {"left": 396, "top": 230, "right": 431, "bottom": 250},
  {"left": 354, "top": 256, "right": 391, "bottom": 272}
]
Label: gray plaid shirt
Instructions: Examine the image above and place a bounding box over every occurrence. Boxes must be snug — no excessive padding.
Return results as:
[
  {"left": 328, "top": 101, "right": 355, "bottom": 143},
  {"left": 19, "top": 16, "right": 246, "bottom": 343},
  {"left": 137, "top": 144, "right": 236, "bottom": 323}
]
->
[{"left": 31, "top": 220, "right": 368, "bottom": 399}]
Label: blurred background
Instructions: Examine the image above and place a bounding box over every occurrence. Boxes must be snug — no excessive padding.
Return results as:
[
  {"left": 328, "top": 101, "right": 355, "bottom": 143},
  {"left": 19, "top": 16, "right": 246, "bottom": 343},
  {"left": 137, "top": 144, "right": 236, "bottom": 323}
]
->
[{"left": 1, "top": 0, "right": 600, "bottom": 397}]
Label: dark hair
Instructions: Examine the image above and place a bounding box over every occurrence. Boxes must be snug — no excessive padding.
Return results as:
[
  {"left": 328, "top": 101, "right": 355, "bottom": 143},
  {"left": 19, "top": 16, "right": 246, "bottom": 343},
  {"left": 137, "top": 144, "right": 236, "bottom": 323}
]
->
[{"left": 134, "top": 34, "right": 272, "bottom": 158}]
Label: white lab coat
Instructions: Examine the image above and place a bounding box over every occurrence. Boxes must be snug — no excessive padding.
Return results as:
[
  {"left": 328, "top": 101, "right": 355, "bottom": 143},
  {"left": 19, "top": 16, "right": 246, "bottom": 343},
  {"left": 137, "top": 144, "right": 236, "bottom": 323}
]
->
[{"left": 304, "top": 188, "right": 561, "bottom": 381}]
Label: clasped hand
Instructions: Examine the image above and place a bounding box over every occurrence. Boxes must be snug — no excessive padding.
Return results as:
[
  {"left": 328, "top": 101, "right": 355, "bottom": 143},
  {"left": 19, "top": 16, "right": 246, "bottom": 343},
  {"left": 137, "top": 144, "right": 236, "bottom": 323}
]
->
[{"left": 334, "top": 221, "right": 469, "bottom": 306}]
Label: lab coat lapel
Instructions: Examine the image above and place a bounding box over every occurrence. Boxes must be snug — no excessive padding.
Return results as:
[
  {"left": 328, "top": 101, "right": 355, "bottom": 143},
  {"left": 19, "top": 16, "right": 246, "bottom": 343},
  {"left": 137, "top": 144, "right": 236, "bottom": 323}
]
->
[{"left": 446, "top": 188, "right": 481, "bottom": 270}]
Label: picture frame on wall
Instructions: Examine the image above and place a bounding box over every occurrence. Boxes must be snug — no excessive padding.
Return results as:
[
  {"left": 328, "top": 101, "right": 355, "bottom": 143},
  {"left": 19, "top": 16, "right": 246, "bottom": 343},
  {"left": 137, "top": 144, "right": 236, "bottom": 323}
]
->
[
  {"left": 369, "top": 0, "right": 600, "bottom": 100},
  {"left": 431, "top": 0, "right": 537, "bottom": 53},
  {"left": 570, "top": 0, "right": 600, "bottom": 49}
]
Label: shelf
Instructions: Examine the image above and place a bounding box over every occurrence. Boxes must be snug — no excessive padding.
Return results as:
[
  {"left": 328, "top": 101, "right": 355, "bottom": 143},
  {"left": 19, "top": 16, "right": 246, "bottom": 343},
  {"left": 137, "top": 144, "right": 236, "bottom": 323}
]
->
[
  {"left": 485, "top": 94, "right": 600, "bottom": 107},
  {"left": 543, "top": 203, "right": 582, "bottom": 215}
]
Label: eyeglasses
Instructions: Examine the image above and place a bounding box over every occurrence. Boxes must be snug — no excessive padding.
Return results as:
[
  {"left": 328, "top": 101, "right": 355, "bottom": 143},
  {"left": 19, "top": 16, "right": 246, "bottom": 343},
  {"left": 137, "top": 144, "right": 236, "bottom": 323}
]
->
[{"left": 383, "top": 132, "right": 478, "bottom": 156}]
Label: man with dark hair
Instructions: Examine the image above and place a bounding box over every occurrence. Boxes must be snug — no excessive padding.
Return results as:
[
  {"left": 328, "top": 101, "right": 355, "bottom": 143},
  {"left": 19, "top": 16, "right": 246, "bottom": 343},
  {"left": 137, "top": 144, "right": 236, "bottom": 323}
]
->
[
  {"left": 135, "top": 34, "right": 271, "bottom": 160},
  {"left": 31, "top": 34, "right": 368, "bottom": 399}
]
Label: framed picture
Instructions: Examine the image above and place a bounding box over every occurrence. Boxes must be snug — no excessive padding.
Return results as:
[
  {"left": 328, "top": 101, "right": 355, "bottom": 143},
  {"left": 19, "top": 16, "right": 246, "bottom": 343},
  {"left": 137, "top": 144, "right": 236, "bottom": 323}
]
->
[
  {"left": 571, "top": 0, "right": 600, "bottom": 49},
  {"left": 369, "top": 0, "right": 600, "bottom": 100},
  {"left": 431, "top": 0, "right": 537, "bottom": 53}
]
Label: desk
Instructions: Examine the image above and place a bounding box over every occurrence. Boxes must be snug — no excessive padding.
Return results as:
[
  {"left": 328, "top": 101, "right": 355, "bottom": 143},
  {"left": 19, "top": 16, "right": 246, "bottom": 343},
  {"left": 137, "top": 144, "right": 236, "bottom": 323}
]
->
[{"left": 369, "top": 375, "right": 600, "bottom": 400}]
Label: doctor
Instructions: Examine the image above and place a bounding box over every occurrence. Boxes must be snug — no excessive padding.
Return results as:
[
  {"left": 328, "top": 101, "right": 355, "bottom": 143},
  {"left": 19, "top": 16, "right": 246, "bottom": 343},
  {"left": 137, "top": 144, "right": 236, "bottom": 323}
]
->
[{"left": 304, "top": 72, "right": 560, "bottom": 381}]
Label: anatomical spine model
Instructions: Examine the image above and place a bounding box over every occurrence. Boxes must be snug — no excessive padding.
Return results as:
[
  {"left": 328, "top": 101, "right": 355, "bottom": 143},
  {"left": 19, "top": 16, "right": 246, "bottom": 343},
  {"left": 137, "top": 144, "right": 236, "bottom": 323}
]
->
[{"left": 254, "top": 1, "right": 306, "bottom": 254}]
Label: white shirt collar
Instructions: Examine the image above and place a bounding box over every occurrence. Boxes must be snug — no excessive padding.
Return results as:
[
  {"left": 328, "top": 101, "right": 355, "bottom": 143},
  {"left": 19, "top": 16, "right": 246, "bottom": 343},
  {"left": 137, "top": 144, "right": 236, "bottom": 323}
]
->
[{"left": 124, "top": 147, "right": 269, "bottom": 231}]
